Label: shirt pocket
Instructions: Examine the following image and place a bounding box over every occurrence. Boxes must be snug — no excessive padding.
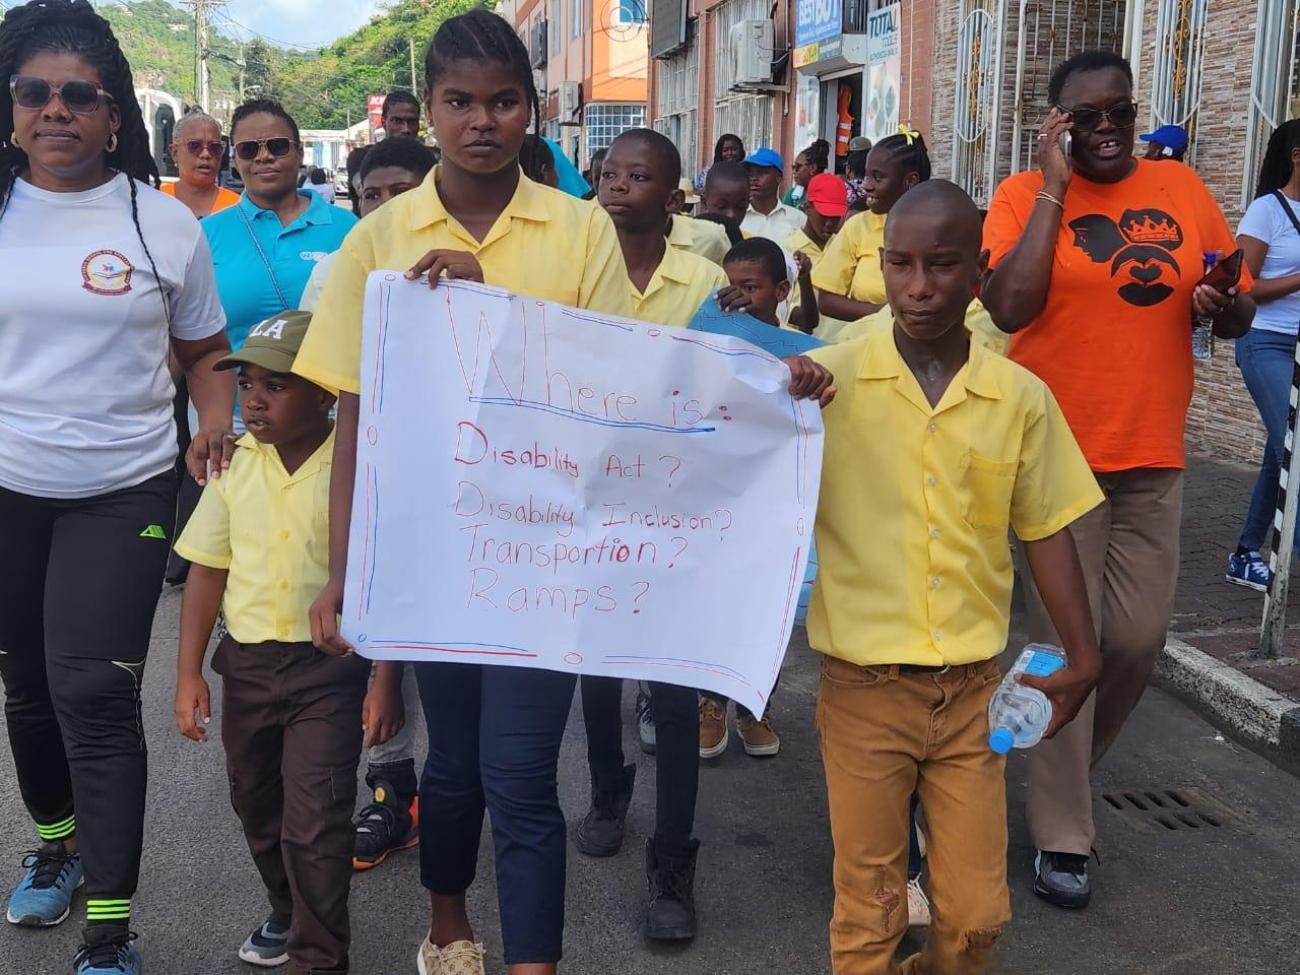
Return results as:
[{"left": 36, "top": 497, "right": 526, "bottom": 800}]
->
[{"left": 962, "top": 452, "right": 1018, "bottom": 533}]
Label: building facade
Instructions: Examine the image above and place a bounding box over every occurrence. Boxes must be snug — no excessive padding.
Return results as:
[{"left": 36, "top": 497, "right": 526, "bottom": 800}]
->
[{"left": 503, "top": 0, "right": 649, "bottom": 172}]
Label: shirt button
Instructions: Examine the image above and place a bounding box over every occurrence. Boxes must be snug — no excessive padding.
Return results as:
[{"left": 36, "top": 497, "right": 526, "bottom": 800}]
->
[
  {"left": 278, "top": 580, "right": 289, "bottom": 590},
  {"left": 280, "top": 530, "right": 290, "bottom": 541},
  {"left": 279, "top": 627, "right": 290, "bottom": 638},
  {"left": 928, "top": 422, "right": 938, "bottom": 433},
  {"left": 927, "top": 476, "right": 938, "bottom": 487},
  {"left": 931, "top": 528, "right": 941, "bottom": 538},
  {"left": 933, "top": 630, "right": 943, "bottom": 640},
  {"left": 930, "top": 577, "right": 941, "bottom": 588}
]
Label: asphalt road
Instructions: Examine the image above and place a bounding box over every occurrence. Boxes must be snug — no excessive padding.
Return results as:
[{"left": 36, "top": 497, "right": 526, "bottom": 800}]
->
[{"left": 2, "top": 589, "right": 1299, "bottom": 974}]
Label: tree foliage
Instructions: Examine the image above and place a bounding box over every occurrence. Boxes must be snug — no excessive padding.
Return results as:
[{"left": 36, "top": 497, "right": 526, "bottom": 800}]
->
[{"left": 97, "top": 0, "right": 482, "bottom": 128}]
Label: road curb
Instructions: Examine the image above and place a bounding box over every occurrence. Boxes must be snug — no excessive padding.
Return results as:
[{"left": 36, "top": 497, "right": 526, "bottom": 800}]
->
[{"left": 1156, "top": 636, "right": 1300, "bottom": 767}]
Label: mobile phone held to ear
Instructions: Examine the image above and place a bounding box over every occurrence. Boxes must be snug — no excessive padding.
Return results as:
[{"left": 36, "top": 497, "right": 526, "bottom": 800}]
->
[
  {"left": 1058, "top": 131, "right": 1072, "bottom": 157},
  {"left": 1197, "top": 249, "right": 1245, "bottom": 293}
]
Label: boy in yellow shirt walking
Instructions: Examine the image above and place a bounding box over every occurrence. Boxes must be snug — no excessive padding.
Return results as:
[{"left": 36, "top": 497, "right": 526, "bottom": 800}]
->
[
  {"left": 807, "top": 181, "right": 1103, "bottom": 974},
  {"left": 173, "top": 312, "right": 402, "bottom": 973}
]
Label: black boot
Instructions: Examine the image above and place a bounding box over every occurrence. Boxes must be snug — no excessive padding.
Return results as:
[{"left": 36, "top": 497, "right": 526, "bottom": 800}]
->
[
  {"left": 575, "top": 763, "right": 636, "bottom": 857},
  {"left": 645, "top": 837, "right": 699, "bottom": 941}
]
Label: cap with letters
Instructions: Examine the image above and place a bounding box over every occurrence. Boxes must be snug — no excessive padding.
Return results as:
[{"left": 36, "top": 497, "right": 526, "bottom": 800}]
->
[{"left": 215, "top": 310, "right": 313, "bottom": 374}]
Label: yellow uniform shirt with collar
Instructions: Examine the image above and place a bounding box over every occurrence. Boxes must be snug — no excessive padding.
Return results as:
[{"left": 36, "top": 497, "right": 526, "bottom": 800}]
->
[
  {"left": 630, "top": 245, "right": 728, "bottom": 328},
  {"left": 811, "top": 209, "right": 887, "bottom": 306},
  {"left": 666, "top": 214, "right": 731, "bottom": 266},
  {"left": 174, "top": 431, "right": 335, "bottom": 645},
  {"left": 827, "top": 299, "right": 1011, "bottom": 355},
  {"left": 785, "top": 226, "right": 853, "bottom": 339},
  {"left": 294, "top": 168, "right": 634, "bottom": 394},
  {"left": 807, "top": 328, "right": 1102, "bottom": 668}
]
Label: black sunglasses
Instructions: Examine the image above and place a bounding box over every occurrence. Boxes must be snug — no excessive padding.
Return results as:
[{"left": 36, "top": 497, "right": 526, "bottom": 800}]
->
[
  {"left": 1058, "top": 100, "right": 1139, "bottom": 132},
  {"left": 233, "top": 137, "right": 297, "bottom": 162},
  {"left": 183, "top": 139, "right": 225, "bottom": 159},
  {"left": 9, "top": 74, "right": 113, "bottom": 115}
]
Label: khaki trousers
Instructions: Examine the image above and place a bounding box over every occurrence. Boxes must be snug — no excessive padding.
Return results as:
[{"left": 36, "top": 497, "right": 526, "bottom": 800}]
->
[
  {"left": 817, "top": 655, "right": 1011, "bottom": 975},
  {"left": 1020, "top": 468, "right": 1184, "bottom": 855}
]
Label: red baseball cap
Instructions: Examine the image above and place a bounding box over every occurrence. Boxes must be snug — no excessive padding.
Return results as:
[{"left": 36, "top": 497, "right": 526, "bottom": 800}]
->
[{"left": 806, "top": 173, "right": 848, "bottom": 217}]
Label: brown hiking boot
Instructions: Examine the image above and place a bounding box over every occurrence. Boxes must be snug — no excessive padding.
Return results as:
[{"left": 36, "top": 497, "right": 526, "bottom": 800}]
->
[
  {"left": 698, "top": 697, "right": 728, "bottom": 758},
  {"left": 737, "top": 711, "right": 781, "bottom": 757}
]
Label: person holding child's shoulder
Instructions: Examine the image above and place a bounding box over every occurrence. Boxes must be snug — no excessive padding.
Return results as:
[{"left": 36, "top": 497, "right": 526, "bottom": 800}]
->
[
  {"left": 807, "top": 180, "right": 1103, "bottom": 975},
  {"left": 173, "top": 310, "right": 403, "bottom": 973}
]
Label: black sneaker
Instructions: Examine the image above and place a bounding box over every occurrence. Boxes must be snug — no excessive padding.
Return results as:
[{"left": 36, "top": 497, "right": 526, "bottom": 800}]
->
[
  {"left": 353, "top": 780, "right": 418, "bottom": 871},
  {"left": 645, "top": 838, "right": 699, "bottom": 941},
  {"left": 238, "top": 916, "right": 289, "bottom": 967},
  {"left": 1033, "top": 850, "right": 1091, "bottom": 909},
  {"left": 575, "top": 763, "right": 636, "bottom": 857}
]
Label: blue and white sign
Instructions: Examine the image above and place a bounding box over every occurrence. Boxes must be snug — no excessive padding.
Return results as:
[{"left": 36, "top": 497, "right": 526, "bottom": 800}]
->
[{"left": 796, "top": 0, "right": 841, "bottom": 49}]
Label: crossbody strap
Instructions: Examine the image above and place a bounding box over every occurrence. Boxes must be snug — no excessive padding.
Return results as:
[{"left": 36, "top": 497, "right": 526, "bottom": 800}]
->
[
  {"left": 235, "top": 204, "right": 292, "bottom": 311},
  {"left": 1273, "top": 190, "right": 1300, "bottom": 237}
]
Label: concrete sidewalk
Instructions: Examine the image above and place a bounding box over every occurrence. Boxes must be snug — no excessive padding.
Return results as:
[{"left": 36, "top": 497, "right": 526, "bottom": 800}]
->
[{"left": 1155, "top": 454, "right": 1300, "bottom": 766}]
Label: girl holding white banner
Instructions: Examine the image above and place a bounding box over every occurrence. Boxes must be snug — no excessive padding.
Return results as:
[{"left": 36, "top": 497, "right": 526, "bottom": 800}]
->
[{"left": 293, "top": 11, "right": 636, "bottom": 975}]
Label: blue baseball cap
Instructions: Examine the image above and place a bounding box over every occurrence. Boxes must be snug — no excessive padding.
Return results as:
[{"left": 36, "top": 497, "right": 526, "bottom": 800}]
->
[
  {"left": 1139, "top": 124, "right": 1188, "bottom": 153},
  {"left": 743, "top": 148, "right": 784, "bottom": 173}
]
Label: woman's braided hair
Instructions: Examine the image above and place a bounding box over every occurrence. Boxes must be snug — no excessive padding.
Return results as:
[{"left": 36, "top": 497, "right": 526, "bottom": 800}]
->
[
  {"left": 424, "top": 9, "right": 541, "bottom": 141},
  {"left": 0, "top": 0, "right": 168, "bottom": 321}
]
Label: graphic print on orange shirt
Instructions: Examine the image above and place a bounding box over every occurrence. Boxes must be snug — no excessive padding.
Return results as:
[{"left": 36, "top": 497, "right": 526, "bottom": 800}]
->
[{"left": 1068, "top": 208, "right": 1184, "bottom": 307}]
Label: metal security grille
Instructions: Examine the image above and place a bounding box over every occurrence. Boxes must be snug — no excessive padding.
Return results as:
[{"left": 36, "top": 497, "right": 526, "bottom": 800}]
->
[
  {"left": 1007, "top": 0, "right": 1127, "bottom": 177},
  {"left": 1149, "top": 0, "right": 1208, "bottom": 164},
  {"left": 584, "top": 103, "right": 647, "bottom": 155},
  {"left": 712, "top": 0, "right": 776, "bottom": 152},
  {"left": 952, "top": 0, "right": 1007, "bottom": 207},
  {"left": 654, "top": 27, "right": 700, "bottom": 180},
  {"left": 1243, "top": 0, "right": 1300, "bottom": 207}
]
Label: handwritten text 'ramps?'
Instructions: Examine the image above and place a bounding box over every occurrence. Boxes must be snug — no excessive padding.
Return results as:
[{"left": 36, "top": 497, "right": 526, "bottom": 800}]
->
[{"left": 344, "top": 275, "right": 824, "bottom": 714}]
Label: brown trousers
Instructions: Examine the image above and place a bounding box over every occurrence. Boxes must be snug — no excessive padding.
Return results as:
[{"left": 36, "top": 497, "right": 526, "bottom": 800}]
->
[
  {"left": 817, "top": 655, "right": 1011, "bottom": 975},
  {"left": 1021, "top": 468, "right": 1184, "bottom": 855},
  {"left": 213, "top": 636, "right": 370, "bottom": 975}
]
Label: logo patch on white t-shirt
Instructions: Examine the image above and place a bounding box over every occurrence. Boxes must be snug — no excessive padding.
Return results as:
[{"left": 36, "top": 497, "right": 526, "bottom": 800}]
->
[
  {"left": 81, "top": 249, "right": 134, "bottom": 296},
  {"left": 300, "top": 250, "right": 328, "bottom": 263}
]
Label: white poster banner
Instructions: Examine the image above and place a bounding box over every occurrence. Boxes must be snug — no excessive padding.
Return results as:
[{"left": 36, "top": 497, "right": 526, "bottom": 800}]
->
[{"left": 343, "top": 276, "right": 824, "bottom": 715}]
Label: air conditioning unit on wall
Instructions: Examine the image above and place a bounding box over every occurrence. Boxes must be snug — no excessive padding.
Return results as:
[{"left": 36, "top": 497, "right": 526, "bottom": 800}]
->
[
  {"left": 731, "top": 19, "right": 774, "bottom": 86},
  {"left": 558, "top": 80, "right": 581, "bottom": 121}
]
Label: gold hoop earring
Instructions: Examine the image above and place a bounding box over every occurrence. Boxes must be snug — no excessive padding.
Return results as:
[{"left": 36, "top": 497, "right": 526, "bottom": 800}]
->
[{"left": 106, "top": 133, "right": 118, "bottom": 153}]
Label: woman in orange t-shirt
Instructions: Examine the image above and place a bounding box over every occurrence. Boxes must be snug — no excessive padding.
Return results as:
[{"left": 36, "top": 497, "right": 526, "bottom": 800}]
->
[
  {"left": 981, "top": 50, "right": 1255, "bottom": 911},
  {"left": 162, "top": 111, "right": 240, "bottom": 219}
]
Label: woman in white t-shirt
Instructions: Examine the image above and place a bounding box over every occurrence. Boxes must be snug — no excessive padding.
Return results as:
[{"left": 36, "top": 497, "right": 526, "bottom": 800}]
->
[
  {"left": 0, "top": 3, "right": 232, "bottom": 971},
  {"left": 1228, "top": 120, "right": 1300, "bottom": 592}
]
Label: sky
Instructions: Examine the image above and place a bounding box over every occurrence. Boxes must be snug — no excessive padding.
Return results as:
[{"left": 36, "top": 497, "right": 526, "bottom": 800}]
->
[{"left": 217, "top": 0, "right": 383, "bottom": 50}]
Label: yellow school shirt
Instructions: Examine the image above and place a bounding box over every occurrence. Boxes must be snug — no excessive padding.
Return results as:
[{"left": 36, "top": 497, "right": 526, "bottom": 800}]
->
[
  {"left": 786, "top": 226, "right": 852, "bottom": 338},
  {"left": 807, "top": 329, "right": 1102, "bottom": 667},
  {"left": 175, "top": 431, "right": 335, "bottom": 645},
  {"left": 667, "top": 214, "right": 731, "bottom": 266},
  {"left": 295, "top": 167, "right": 634, "bottom": 394},
  {"left": 810, "top": 209, "right": 887, "bottom": 305},
  {"left": 631, "top": 245, "right": 728, "bottom": 328},
  {"left": 828, "top": 300, "right": 1012, "bottom": 356}
]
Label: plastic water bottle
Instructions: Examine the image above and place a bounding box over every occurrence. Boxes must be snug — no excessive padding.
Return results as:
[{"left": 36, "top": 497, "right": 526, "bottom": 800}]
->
[
  {"left": 1191, "top": 252, "right": 1216, "bottom": 362},
  {"left": 987, "top": 644, "right": 1067, "bottom": 754}
]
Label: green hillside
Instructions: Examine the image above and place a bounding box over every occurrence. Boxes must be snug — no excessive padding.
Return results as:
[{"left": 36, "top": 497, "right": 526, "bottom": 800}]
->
[{"left": 88, "top": 0, "right": 480, "bottom": 129}]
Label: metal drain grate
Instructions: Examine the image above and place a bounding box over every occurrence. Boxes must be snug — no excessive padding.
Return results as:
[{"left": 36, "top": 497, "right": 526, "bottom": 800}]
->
[{"left": 1098, "top": 787, "right": 1245, "bottom": 834}]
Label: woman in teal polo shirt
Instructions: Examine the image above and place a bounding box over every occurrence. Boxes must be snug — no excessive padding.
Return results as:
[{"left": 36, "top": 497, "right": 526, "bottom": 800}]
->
[{"left": 202, "top": 98, "right": 357, "bottom": 358}]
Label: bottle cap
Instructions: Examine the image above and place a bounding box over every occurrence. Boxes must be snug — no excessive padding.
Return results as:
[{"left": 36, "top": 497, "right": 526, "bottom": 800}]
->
[{"left": 988, "top": 727, "right": 1015, "bottom": 754}]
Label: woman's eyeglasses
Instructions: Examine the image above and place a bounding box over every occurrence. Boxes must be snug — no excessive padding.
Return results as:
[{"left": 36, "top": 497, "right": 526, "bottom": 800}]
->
[
  {"left": 183, "top": 140, "right": 225, "bottom": 159},
  {"left": 1058, "top": 101, "right": 1139, "bottom": 132},
  {"left": 9, "top": 75, "right": 113, "bottom": 115},
  {"left": 232, "top": 138, "right": 298, "bottom": 162}
]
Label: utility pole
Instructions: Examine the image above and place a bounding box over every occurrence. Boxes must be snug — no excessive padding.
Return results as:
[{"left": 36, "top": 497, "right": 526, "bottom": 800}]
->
[
  {"left": 409, "top": 37, "right": 418, "bottom": 94},
  {"left": 185, "top": 0, "right": 226, "bottom": 112}
]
